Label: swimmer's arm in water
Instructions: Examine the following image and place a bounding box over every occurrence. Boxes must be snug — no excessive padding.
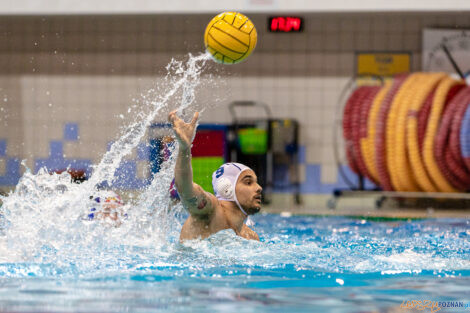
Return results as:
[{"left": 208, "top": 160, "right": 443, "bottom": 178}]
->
[{"left": 169, "top": 110, "right": 217, "bottom": 217}]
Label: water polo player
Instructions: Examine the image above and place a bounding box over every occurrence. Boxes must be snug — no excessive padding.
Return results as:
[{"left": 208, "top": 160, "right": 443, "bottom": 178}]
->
[
  {"left": 169, "top": 110, "right": 262, "bottom": 241},
  {"left": 87, "top": 191, "right": 127, "bottom": 227}
]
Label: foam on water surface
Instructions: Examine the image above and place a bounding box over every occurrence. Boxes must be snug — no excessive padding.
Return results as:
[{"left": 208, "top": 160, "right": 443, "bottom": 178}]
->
[{"left": 0, "top": 214, "right": 468, "bottom": 312}]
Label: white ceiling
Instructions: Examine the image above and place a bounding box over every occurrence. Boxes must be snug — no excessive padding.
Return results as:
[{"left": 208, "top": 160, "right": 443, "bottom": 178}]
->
[{"left": 2, "top": 0, "right": 470, "bottom": 15}]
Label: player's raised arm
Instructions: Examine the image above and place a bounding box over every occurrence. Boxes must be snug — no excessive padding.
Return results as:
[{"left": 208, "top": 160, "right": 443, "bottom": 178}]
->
[{"left": 168, "top": 110, "right": 217, "bottom": 218}]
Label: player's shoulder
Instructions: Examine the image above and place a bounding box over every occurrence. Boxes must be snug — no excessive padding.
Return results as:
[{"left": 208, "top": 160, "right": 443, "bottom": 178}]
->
[{"left": 242, "top": 224, "right": 260, "bottom": 241}]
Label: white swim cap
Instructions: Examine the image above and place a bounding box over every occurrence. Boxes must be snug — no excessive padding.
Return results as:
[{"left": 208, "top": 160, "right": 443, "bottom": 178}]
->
[{"left": 212, "top": 162, "right": 252, "bottom": 216}]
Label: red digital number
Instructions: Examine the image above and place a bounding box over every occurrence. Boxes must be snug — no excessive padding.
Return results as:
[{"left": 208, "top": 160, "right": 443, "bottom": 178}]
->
[{"left": 270, "top": 17, "right": 302, "bottom": 32}]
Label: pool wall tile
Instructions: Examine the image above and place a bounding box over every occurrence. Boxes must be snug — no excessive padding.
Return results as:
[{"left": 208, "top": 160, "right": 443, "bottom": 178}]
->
[
  {"left": 297, "top": 145, "right": 306, "bottom": 164},
  {"left": 64, "top": 123, "right": 79, "bottom": 141},
  {"left": 0, "top": 158, "right": 21, "bottom": 186},
  {"left": 0, "top": 140, "right": 7, "bottom": 157}
]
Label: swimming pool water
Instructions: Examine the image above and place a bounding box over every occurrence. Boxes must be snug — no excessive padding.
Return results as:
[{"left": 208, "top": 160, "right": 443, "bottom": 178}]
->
[{"left": 0, "top": 214, "right": 468, "bottom": 313}]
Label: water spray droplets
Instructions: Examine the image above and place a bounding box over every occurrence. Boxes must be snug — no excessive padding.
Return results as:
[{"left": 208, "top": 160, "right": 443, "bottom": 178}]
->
[{"left": 0, "top": 53, "right": 212, "bottom": 275}]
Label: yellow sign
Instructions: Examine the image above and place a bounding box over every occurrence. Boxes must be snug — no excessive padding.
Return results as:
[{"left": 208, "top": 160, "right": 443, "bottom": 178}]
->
[{"left": 357, "top": 53, "right": 410, "bottom": 76}]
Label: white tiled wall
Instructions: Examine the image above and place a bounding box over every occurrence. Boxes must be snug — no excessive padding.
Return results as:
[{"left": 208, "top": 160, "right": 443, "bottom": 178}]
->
[{"left": 0, "top": 13, "right": 469, "bottom": 190}]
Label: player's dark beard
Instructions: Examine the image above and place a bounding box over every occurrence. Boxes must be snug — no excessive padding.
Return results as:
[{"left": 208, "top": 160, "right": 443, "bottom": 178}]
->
[{"left": 246, "top": 206, "right": 261, "bottom": 215}]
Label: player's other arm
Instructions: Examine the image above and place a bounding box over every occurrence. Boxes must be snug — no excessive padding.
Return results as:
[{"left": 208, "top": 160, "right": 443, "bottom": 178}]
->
[{"left": 169, "top": 111, "right": 217, "bottom": 218}]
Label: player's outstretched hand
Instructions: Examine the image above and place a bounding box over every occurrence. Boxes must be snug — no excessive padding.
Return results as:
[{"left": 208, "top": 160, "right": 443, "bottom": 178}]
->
[{"left": 168, "top": 110, "right": 199, "bottom": 150}]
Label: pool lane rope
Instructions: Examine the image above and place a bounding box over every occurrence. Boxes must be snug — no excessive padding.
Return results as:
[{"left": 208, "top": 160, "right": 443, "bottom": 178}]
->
[
  {"left": 343, "top": 87, "right": 368, "bottom": 174},
  {"left": 375, "top": 75, "right": 408, "bottom": 191},
  {"left": 342, "top": 73, "right": 470, "bottom": 192},
  {"left": 447, "top": 87, "right": 470, "bottom": 188},
  {"left": 435, "top": 87, "right": 470, "bottom": 190},
  {"left": 395, "top": 73, "right": 432, "bottom": 192},
  {"left": 417, "top": 89, "right": 434, "bottom": 154},
  {"left": 460, "top": 102, "right": 470, "bottom": 173},
  {"left": 450, "top": 88, "right": 470, "bottom": 176},
  {"left": 355, "top": 86, "right": 381, "bottom": 184},
  {"left": 423, "top": 79, "right": 464, "bottom": 192},
  {"left": 361, "top": 81, "right": 392, "bottom": 183},
  {"left": 386, "top": 73, "right": 422, "bottom": 191},
  {"left": 406, "top": 73, "right": 446, "bottom": 192}
]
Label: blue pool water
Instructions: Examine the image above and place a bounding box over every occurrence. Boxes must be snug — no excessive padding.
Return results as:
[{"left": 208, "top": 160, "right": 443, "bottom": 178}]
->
[{"left": 0, "top": 214, "right": 468, "bottom": 313}]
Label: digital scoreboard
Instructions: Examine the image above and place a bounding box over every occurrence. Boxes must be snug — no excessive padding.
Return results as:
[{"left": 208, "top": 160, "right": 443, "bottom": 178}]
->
[{"left": 268, "top": 16, "right": 303, "bottom": 32}]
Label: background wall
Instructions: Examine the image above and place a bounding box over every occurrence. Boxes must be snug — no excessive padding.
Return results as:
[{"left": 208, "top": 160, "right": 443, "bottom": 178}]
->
[
  {"left": 3, "top": 0, "right": 470, "bottom": 14},
  {"left": 1, "top": 12, "right": 469, "bottom": 194}
]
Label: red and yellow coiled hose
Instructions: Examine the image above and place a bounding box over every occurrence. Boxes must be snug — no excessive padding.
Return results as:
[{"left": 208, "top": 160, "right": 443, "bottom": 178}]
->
[{"left": 342, "top": 72, "right": 470, "bottom": 192}]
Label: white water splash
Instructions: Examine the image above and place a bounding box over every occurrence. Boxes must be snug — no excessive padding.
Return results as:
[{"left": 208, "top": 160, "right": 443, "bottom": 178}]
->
[{"left": 0, "top": 52, "right": 212, "bottom": 269}]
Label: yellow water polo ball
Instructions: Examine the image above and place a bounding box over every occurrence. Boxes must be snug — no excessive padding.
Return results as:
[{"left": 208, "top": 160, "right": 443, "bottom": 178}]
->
[{"left": 204, "top": 12, "right": 257, "bottom": 64}]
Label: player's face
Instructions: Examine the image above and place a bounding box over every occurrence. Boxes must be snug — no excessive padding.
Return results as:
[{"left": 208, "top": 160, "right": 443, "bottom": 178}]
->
[
  {"left": 101, "top": 202, "right": 120, "bottom": 220},
  {"left": 235, "top": 170, "right": 262, "bottom": 215}
]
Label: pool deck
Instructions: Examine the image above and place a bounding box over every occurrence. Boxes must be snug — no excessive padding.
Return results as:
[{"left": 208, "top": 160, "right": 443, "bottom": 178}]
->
[
  {"left": 265, "top": 206, "right": 470, "bottom": 219},
  {"left": 264, "top": 194, "right": 470, "bottom": 219}
]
